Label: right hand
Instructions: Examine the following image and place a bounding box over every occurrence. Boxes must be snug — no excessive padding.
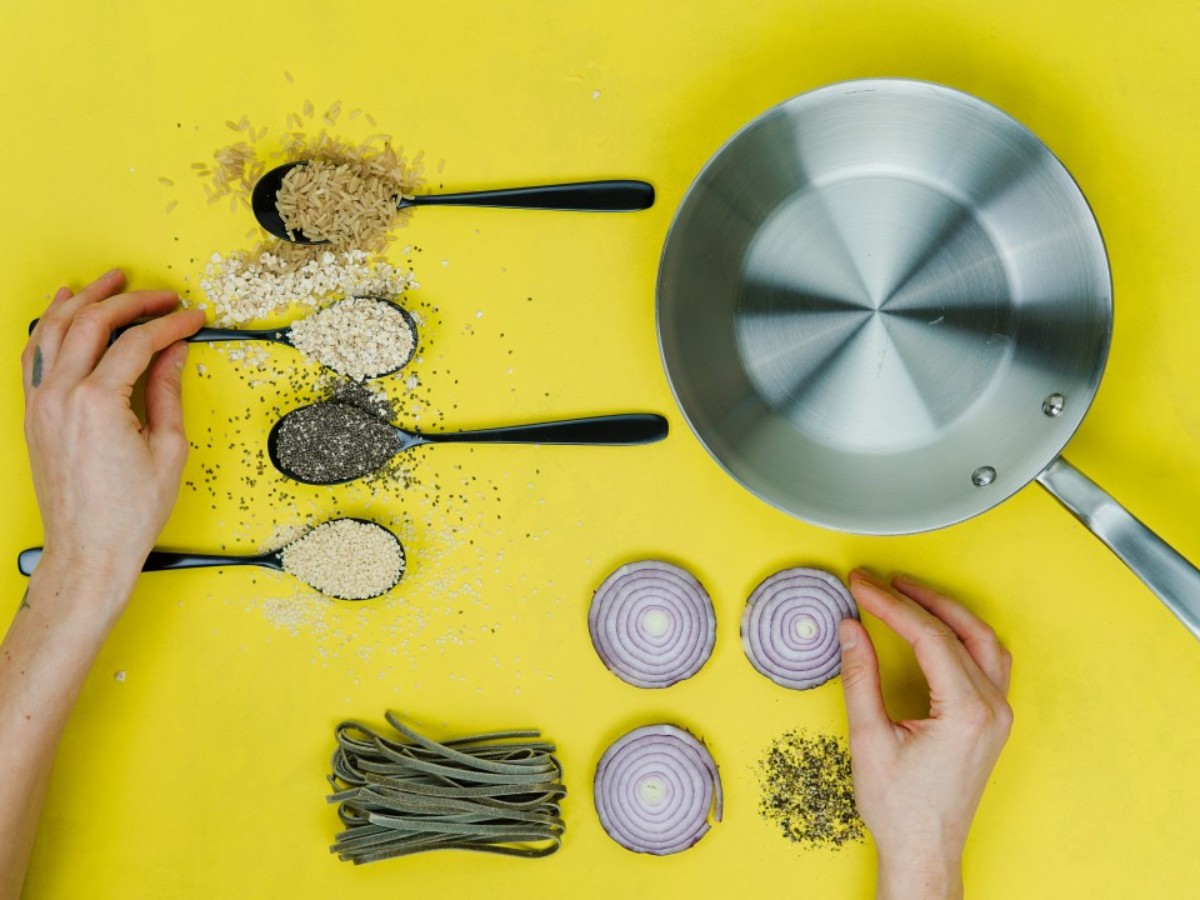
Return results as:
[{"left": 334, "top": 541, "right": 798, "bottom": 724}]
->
[
  {"left": 839, "top": 569, "right": 1013, "bottom": 900},
  {"left": 22, "top": 269, "right": 205, "bottom": 614}
]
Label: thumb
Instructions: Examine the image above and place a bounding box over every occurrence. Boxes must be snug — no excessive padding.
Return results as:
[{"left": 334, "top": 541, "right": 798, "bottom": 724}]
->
[
  {"left": 145, "top": 341, "right": 189, "bottom": 459},
  {"left": 838, "top": 618, "right": 891, "bottom": 737}
]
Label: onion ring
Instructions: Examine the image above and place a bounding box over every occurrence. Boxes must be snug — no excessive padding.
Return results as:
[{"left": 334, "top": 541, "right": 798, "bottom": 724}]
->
[
  {"left": 593, "top": 724, "right": 723, "bottom": 855},
  {"left": 741, "top": 567, "right": 858, "bottom": 690},
  {"left": 588, "top": 560, "right": 716, "bottom": 688}
]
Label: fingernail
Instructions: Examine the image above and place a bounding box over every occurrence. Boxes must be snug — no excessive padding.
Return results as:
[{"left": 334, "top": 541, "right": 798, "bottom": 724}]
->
[
  {"left": 175, "top": 343, "right": 189, "bottom": 368},
  {"left": 838, "top": 619, "right": 858, "bottom": 649},
  {"left": 850, "top": 567, "right": 880, "bottom": 585},
  {"left": 105, "top": 267, "right": 121, "bottom": 278}
]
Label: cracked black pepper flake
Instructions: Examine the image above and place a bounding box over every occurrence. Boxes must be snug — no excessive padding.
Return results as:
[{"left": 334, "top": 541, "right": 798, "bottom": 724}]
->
[{"left": 757, "top": 729, "right": 864, "bottom": 850}]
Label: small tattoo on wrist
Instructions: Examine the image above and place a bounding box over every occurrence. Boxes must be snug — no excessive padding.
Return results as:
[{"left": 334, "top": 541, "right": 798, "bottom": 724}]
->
[{"left": 31, "top": 345, "right": 43, "bottom": 387}]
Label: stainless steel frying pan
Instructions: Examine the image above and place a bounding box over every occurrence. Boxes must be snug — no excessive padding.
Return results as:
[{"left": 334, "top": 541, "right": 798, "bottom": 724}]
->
[{"left": 657, "top": 79, "right": 1200, "bottom": 636}]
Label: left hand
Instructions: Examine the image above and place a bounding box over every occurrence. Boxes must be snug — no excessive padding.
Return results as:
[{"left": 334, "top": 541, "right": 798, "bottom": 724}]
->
[{"left": 21, "top": 268, "right": 205, "bottom": 610}]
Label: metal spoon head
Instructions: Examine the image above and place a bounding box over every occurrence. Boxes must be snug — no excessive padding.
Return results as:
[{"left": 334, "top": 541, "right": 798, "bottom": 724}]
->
[
  {"left": 268, "top": 402, "right": 402, "bottom": 485},
  {"left": 251, "top": 161, "right": 329, "bottom": 245},
  {"left": 283, "top": 297, "right": 419, "bottom": 379},
  {"left": 370, "top": 299, "right": 419, "bottom": 377},
  {"left": 278, "top": 516, "right": 405, "bottom": 600}
]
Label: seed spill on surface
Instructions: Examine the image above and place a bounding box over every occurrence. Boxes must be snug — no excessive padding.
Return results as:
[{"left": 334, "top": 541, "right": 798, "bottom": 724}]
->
[
  {"left": 758, "top": 729, "right": 865, "bottom": 850},
  {"left": 199, "top": 248, "right": 416, "bottom": 327},
  {"left": 168, "top": 101, "right": 565, "bottom": 695}
]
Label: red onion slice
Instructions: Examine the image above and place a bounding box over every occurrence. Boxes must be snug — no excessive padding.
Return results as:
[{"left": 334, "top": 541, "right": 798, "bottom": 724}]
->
[
  {"left": 741, "top": 567, "right": 858, "bottom": 690},
  {"left": 594, "top": 724, "right": 723, "bottom": 855},
  {"left": 588, "top": 560, "right": 716, "bottom": 688}
]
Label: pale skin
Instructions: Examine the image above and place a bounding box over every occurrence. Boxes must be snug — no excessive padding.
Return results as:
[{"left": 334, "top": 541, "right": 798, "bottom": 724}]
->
[
  {"left": 1, "top": 271, "right": 1011, "bottom": 899},
  {"left": 841, "top": 569, "right": 1014, "bottom": 899},
  {"left": 0, "top": 270, "right": 203, "bottom": 897}
]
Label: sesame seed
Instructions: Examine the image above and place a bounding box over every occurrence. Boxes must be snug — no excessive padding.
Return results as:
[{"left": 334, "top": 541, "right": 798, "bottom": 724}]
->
[{"left": 281, "top": 519, "right": 404, "bottom": 600}]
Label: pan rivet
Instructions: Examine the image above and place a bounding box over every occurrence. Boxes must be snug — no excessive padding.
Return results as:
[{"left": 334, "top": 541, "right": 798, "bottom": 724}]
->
[
  {"left": 971, "top": 466, "right": 997, "bottom": 487},
  {"left": 1042, "top": 393, "right": 1065, "bottom": 417}
]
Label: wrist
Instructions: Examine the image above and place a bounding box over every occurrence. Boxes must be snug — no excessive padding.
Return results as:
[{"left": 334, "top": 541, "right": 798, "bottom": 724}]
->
[
  {"left": 877, "top": 849, "right": 964, "bottom": 900},
  {"left": 27, "top": 551, "right": 140, "bottom": 632},
  {"left": 40, "top": 532, "right": 150, "bottom": 581}
]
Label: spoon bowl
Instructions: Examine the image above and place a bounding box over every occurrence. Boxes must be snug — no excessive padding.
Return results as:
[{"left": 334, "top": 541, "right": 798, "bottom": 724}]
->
[
  {"left": 17, "top": 517, "right": 404, "bottom": 601},
  {"left": 251, "top": 161, "right": 317, "bottom": 243},
  {"left": 31, "top": 296, "right": 419, "bottom": 380},
  {"left": 268, "top": 404, "right": 670, "bottom": 485},
  {"left": 252, "top": 160, "right": 656, "bottom": 245}
]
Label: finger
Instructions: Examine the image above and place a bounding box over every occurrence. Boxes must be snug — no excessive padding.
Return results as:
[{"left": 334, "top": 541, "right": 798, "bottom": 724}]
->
[
  {"left": 53, "top": 268, "right": 126, "bottom": 320},
  {"left": 90, "top": 308, "right": 205, "bottom": 392},
  {"left": 849, "top": 569, "right": 982, "bottom": 702},
  {"left": 21, "top": 287, "right": 77, "bottom": 396},
  {"left": 892, "top": 574, "right": 1012, "bottom": 694},
  {"left": 50, "top": 291, "right": 184, "bottom": 385},
  {"left": 838, "top": 618, "right": 892, "bottom": 740},
  {"left": 144, "top": 341, "right": 190, "bottom": 466},
  {"left": 32, "top": 269, "right": 126, "bottom": 361}
]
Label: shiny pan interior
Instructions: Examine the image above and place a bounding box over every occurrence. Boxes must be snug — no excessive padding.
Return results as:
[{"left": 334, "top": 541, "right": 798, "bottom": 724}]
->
[{"left": 658, "top": 79, "right": 1112, "bottom": 533}]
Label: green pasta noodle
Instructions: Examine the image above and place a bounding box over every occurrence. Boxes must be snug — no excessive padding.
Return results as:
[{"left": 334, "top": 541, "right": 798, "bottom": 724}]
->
[{"left": 327, "top": 713, "right": 566, "bottom": 864}]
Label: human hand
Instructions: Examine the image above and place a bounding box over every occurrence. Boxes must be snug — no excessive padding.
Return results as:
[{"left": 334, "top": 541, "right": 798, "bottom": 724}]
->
[
  {"left": 21, "top": 269, "right": 205, "bottom": 615},
  {"left": 839, "top": 569, "right": 1013, "bottom": 900}
]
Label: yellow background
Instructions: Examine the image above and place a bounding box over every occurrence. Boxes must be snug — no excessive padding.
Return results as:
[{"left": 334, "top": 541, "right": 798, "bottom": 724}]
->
[{"left": 3, "top": 1, "right": 1200, "bottom": 897}]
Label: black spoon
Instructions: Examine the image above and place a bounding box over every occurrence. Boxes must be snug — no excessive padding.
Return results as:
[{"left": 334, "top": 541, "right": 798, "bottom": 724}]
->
[
  {"left": 17, "top": 518, "right": 405, "bottom": 601},
  {"left": 268, "top": 406, "right": 670, "bottom": 485},
  {"left": 18, "top": 546, "right": 284, "bottom": 577},
  {"left": 252, "top": 161, "right": 656, "bottom": 244},
  {"left": 27, "top": 297, "right": 419, "bottom": 379}
]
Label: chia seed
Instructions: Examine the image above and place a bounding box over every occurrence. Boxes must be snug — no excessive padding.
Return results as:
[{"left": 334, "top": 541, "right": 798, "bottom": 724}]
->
[
  {"left": 275, "top": 400, "right": 397, "bottom": 484},
  {"left": 758, "top": 729, "right": 864, "bottom": 850}
]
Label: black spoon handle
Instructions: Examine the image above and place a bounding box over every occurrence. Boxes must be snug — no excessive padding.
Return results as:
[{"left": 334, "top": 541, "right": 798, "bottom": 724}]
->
[
  {"left": 183, "top": 327, "right": 286, "bottom": 343},
  {"left": 17, "top": 548, "right": 277, "bottom": 576},
  {"left": 404, "top": 180, "right": 655, "bottom": 212},
  {"left": 27, "top": 320, "right": 283, "bottom": 344},
  {"left": 419, "top": 413, "right": 669, "bottom": 446},
  {"left": 142, "top": 551, "right": 278, "bottom": 571}
]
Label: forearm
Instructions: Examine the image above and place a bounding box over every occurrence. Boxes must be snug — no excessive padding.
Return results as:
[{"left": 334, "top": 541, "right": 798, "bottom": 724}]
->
[{"left": 0, "top": 557, "right": 132, "bottom": 899}]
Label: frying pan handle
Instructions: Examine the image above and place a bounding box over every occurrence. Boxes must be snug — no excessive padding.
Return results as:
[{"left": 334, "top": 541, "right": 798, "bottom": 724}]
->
[{"left": 1036, "top": 457, "right": 1200, "bottom": 640}]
